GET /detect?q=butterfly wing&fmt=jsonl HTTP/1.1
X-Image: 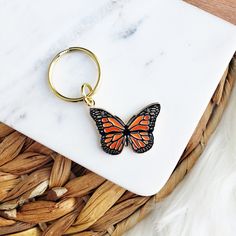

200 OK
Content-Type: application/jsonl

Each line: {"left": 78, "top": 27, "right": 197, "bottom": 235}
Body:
{"left": 127, "top": 103, "right": 161, "bottom": 153}
{"left": 90, "top": 108, "right": 126, "bottom": 155}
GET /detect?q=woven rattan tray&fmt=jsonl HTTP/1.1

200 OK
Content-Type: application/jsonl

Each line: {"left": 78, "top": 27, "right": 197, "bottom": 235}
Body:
{"left": 0, "top": 54, "right": 235, "bottom": 236}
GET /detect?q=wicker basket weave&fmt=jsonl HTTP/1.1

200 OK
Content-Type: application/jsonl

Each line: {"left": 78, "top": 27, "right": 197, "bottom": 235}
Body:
{"left": 0, "top": 54, "right": 235, "bottom": 236}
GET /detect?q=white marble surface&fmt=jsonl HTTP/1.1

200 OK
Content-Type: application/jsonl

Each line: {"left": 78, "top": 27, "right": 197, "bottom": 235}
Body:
{"left": 0, "top": 0, "right": 235, "bottom": 196}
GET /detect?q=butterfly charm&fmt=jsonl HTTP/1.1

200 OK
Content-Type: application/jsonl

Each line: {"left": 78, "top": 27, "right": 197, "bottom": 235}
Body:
{"left": 90, "top": 103, "right": 161, "bottom": 155}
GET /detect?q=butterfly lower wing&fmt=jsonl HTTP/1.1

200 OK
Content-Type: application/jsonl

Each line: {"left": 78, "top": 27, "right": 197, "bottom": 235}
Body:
{"left": 127, "top": 103, "right": 160, "bottom": 153}
{"left": 128, "top": 132, "right": 154, "bottom": 153}
{"left": 101, "top": 133, "right": 126, "bottom": 155}
{"left": 90, "top": 108, "right": 126, "bottom": 155}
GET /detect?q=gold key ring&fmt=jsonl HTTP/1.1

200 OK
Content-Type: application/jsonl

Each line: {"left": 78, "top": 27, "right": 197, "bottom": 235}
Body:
{"left": 48, "top": 47, "right": 101, "bottom": 104}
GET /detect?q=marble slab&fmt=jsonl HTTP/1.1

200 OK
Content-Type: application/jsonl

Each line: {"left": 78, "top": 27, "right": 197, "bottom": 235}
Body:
{"left": 0, "top": 0, "right": 235, "bottom": 196}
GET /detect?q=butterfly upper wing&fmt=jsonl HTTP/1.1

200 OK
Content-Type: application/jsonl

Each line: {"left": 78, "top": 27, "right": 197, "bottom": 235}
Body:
{"left": 90, "top": 108, "right": 126, "bottom": 155}
{"left": 127, "top": 103, "right": 161, "bottom": 153}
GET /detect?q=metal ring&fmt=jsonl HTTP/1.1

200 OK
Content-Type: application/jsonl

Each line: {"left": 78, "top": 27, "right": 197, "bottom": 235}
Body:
{"left": 81, "top": 83, "right": 95, "bottom": 106}
{"left": 48, "top": 47, "right": 101, "bottom": 102}
{"left": 81, "top": 83, "right": 93, "bottom": 98}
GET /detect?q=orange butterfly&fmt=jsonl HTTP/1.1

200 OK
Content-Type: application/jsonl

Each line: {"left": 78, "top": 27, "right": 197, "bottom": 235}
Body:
{"left": 90, "top": 103, "right": 161, "bottom": 155}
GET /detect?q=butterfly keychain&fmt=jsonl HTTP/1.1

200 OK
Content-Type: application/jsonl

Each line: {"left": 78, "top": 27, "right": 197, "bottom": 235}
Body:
{"left": 48, "top": 47, "right": 161, "bottom": 155}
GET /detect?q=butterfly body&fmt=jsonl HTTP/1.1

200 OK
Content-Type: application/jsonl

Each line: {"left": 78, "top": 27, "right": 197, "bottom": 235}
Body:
{"left": 90, "top": 103, "right": 160, "bottom": 155}
{"left": 123, "top": 125, "right": 133, "bottom": 146}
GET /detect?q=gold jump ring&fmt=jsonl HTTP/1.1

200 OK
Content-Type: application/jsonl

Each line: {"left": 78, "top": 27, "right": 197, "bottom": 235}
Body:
{"left": 81, "top": 83, "right": 95, "bottom": 106}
